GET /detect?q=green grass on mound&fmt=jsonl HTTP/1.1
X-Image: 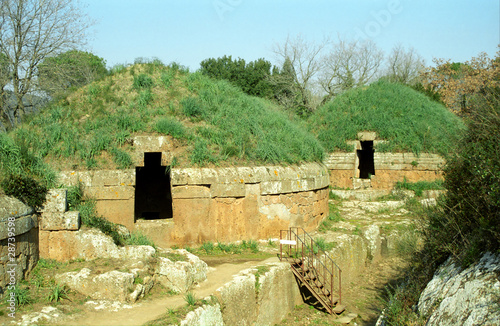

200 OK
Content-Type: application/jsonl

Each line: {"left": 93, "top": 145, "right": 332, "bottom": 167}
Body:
{"left": 308, "top": 80, "right": 465, "bottom": 155}
{"left": 5, "top": 62, "right": 324, "bottom": 172}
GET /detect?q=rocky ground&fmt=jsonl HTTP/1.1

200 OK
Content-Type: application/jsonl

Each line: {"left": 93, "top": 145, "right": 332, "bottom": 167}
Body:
{"left": 0, "top": 196, "right": 421, "bottom": 326}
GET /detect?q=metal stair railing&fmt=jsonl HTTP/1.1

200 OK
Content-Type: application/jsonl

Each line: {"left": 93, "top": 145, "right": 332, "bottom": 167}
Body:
{"left": 279, "top": 227, "right": 342, "bottom": 314}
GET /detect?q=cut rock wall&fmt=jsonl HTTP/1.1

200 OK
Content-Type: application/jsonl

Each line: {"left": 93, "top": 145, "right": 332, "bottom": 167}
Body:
{"left": 324, "top": 152, "right": 445, "bottom": 190}
{"left": 180, "top": 262, "right": 303, "bottom": 326}
{"left": 59, "top": 163, "right": 330, "bottom": 245}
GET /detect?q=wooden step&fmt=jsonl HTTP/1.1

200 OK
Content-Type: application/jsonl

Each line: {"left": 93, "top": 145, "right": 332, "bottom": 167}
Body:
{"left": 333, "top": 304, "right": 346, "bottom": 314}
{"left": 304, "top": 275, "right": 317, "bottom": 281}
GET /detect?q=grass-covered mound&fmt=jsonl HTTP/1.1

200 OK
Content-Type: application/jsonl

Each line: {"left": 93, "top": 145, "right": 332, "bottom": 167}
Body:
{"left": 308, "top": 80, "right": 465, "bottom": 155}
{"left": 2, "top": 62, "right": 324, "bottom": 173}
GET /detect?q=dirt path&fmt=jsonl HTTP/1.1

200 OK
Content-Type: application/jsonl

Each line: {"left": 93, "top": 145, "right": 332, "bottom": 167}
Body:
{"left": 55, "top": 256, "right": 279, "bottom": 326}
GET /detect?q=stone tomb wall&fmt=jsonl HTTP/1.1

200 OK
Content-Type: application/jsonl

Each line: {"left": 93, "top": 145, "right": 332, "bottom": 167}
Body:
{"left": 59, "top": 162, "right": 330, "bottom": 245}
{"left": 324, "top": 152, "right": 445, "bottom": 190}
{"left": 0, "top": 197, "right": 39, "bottom": 295}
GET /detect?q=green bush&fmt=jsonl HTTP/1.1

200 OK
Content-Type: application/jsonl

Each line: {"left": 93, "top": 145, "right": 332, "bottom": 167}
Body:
{"left": 1, "top": 174, "right": 48, "bottom": 209}
{"left": 427, "top": 88, "right": 500, "bottom": 266}
{"left": 381, "top": 88, "right": 500, "bottom": 325}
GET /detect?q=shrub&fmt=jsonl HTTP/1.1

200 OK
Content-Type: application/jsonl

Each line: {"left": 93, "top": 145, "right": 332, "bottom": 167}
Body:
{"left": 1, "top": 174, "right": 48, "bottom": 209}
{"left": 381, "top": 88, "right": 500, "bottom": 325}
{"left": 426, "top": 88, "right": 500, "bottom": 266}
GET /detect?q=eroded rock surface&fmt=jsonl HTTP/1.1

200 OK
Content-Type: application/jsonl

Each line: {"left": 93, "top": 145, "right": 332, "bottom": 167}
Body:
{"left": 156, "top": 249, "right": 208, "bottom": 293}
{"left": 418, "top": 252, "right": 500, "bottom": 326}
{"left": 180, "top": 303, "right": 224, "bottom": 326}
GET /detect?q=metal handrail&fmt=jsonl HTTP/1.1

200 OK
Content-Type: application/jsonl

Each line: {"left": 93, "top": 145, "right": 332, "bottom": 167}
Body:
{"left": 279, "top": 227, "right": 342, "bottom": 308}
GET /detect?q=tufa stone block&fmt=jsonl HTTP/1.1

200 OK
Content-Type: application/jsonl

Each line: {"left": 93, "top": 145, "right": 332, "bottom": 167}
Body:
{"left": 172, "top": 186, "right": 211, "bottom": 199}
{"left": 211, "top": 183, "right": 246, "bottom": 198}
{"left": 42, "top": 189, "right": 67, "bottom": 213}
{"left": 40, "top": 211, "right": 80, "bottom": 231}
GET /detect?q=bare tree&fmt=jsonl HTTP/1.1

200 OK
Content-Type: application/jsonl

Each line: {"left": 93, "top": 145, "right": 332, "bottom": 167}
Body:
{"left": 319, "top": 38, "right": 384, "bottom": 103}
{"left": 385, "top": 44, "right": 425, "bottom": 84}
{"left": 0, "top": 0, "right": 90, "bottom": 126}
{"left": 272, "top": 34, "right": 330, "bottom": 112}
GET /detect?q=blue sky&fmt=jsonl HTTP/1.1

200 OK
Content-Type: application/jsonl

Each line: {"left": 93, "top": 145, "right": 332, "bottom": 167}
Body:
{"left": 84, "top": 0, "right": 500, "bottom": 70}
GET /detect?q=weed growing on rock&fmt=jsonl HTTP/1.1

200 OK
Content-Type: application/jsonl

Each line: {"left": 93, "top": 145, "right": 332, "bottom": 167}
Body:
{"left": 184, "top": 292, "right": 197, "bottom": 306}
{"left": 254, "top": 265, "right": 271, "bottom": 294}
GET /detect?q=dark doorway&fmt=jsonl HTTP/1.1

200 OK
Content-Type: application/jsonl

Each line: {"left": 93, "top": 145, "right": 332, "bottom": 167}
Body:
{"left": 135, "top": 152, "right": 173, "bottom": 220}
{"left": 357, "top": 141, "right": 375, "bottom": 179}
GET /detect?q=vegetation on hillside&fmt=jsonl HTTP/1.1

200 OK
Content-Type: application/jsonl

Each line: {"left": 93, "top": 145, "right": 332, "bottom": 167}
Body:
{"left": 0, "top": 60, "right": 324, "bottom": 177}
{"left": 381, "top": 87, "right": 500, "bottom": 324}
{"left": 308, "top": 80, "right": 465, "bottom": 155}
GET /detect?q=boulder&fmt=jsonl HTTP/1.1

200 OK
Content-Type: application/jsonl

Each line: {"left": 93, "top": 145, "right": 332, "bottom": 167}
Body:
{"left": 56, "top": 268, "right": 135, "bottom": 302}
{"left": 156, "top": 249, "right": 208, "bottom": 293}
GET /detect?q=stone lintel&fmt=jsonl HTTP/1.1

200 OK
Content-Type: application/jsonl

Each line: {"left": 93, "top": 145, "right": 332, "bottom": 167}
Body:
{"left": 211, "top": 183, "right": 246, "bottom": 198}
{"left": 172, "top": 185, "right": 211, "bottom": 199}
{"left": 86, "top": 186, "right": 135, "bottom": 200}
